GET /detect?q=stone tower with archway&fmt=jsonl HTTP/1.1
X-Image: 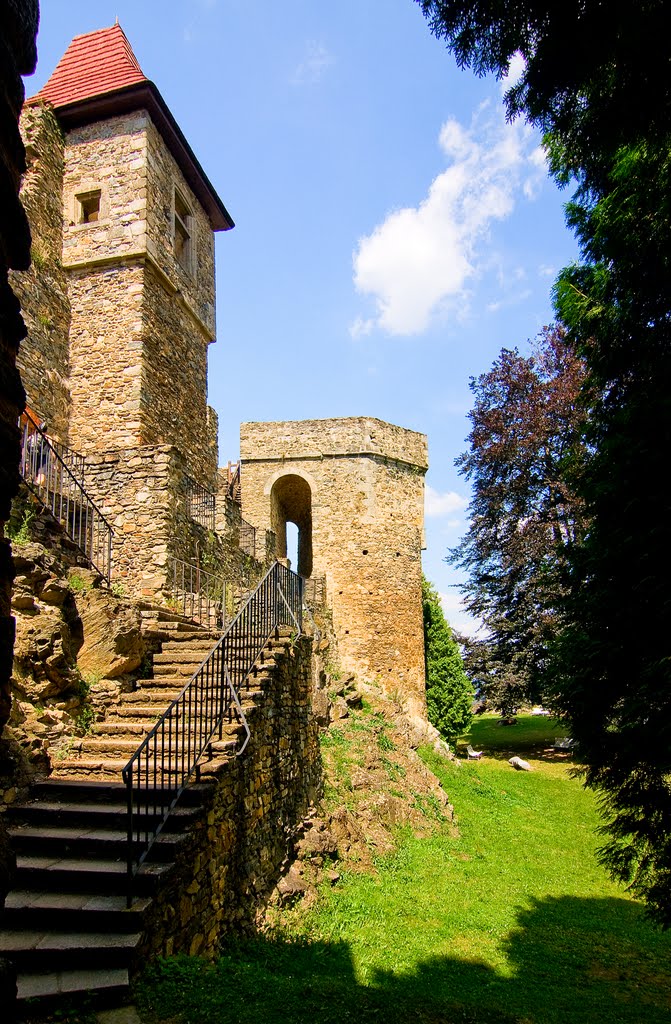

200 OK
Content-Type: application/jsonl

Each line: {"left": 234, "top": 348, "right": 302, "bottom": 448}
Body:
{"left": 240, "top": 417, "right": 428, "bottom": 708}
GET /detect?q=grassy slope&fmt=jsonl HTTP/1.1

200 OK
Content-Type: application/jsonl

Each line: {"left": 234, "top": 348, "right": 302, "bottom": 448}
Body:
{"left": 136, "top": 716, "right": 671, "bottom": 1024}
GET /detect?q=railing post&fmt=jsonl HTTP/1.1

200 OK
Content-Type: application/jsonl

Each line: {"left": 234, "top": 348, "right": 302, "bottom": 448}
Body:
{"left": 124, "top": 766, "right": 134, "bottom": 909}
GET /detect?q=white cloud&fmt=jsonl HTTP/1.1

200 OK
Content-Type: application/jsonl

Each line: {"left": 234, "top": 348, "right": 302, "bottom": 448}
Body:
{"left": 351, "top": 102, "right": 544, "bottom": 337}
{"left": 538, "top": 263, "right": 556, "bottom": 278}
{"left": 499, "top": 52, "right": 526, "bottom": 94}
{"left": 486, "top": 287, "right": 531, "bottom": 314}
{"left": 425, "top": 485, "right": 468, "bottom": 518}
{"left": 292, "top": 41, "right": 335, "bottom": 85}
{"left": 438, "top": 591, "right": 483, "bottom": 638}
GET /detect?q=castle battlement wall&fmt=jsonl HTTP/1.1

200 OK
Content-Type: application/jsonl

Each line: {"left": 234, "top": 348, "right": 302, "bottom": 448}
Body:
{"left": 240, "top": 417, "right": 428, "bottom": 708}
{"left": 241, "top": 416, "right": 428, "bottom": 469}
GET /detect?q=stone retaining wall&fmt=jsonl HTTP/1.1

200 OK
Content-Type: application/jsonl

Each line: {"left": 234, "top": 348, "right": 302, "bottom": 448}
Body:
{"left": 83, "top": 445, "right": 177, "bottom": 598}
{"left": 83, "top": 445, "right": 272, "bottom": 602}
{"left": 140, "top": 633, "right": 320, "bottom": 956}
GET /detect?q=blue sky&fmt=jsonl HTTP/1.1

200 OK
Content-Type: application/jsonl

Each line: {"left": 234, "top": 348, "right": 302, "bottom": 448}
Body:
{"left": 26, "top": 1, "right": 578, "bottom": 634}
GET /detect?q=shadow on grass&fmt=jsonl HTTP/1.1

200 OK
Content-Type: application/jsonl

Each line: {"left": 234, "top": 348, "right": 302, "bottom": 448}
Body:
{"left": 135, "top": 894, "right": 671, "bottom": 1024}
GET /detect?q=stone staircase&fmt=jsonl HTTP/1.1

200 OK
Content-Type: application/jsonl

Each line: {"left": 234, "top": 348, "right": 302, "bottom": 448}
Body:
{"left": 0, "top": 606, "right": 291, "bottom": 1011}
{"left": 51, "top": 613, "right": 227, "bottom": 780}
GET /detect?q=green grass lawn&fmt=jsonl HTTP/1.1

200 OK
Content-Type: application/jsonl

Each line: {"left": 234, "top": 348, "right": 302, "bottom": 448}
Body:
{"left": 459, "top": 710, "right": 566, "bottom": 754}
{"left": 136, "top": 716, "right": 671, "bottom": 1024}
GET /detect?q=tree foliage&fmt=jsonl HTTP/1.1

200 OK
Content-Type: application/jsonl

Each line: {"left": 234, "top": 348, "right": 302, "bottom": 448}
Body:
{"left": 454, "top": 631, "right": 528, "bottom": 722}
{"left": 417, "top": 0, "right": 671, "bottom": 925}
{"left": 422, "top": 577, "right": 473, "bottom": 744}
{"left": 451, "top": 326, "right": 587, "bottom": 710}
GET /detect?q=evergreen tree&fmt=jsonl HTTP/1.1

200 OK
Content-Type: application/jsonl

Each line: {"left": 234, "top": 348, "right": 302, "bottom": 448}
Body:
{"left": 422, "top": 577, "right": 473, "bottom": 743}
{"left": 416, "top": 0, "right": 671, "bottom": 925}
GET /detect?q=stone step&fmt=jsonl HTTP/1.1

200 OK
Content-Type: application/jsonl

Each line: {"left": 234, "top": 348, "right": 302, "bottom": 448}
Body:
{"left": 0, "top": 928, "right": 141, "bottom": 970}
{"left": 7, "top": 824, "right": 188, "bottom": 862}
{"left": 28, "top": 779, "right": 127, "bottom": 803}
{"left": 139, "top": 606, "right": 206, "bottom": 626}
{"left": 122, "top": 688, "right": 182, "bottom": 703}
{"left": 154, "top": 651, "right": 217, "bottom": 666}
{"left": 7, "top": 798, "right": 201, "bottom": 832}
{"left": 26, "top": 778, "right": 213, "bottom": 807}
{"left": 94, "top": 721, "right": 154, "bottom": 735}
{"left": 17, "top": 966, "right": 129, "bottom": 1004}
{"left": 79, "top": 732, "right": 240, "bottom": 758}
{"left": 159, "top": 640, "right": 220, "bottom": 654}
{"left": 134, "top": 676, "right": 191, "bottom": 689}
{"left": 161, "top": 629, "right": 220, "bottom": 640}
{"left": 14, "top": 854, "right": 170, "bottom": 896}
{"left": 51, "top": 741, "right": 241, "bottom": 780}
{"left": 49, "top": 757, "right": 134, "bottom": 780}
{"left": 3, "top": 890, "right": 150, "bottom": 933}
{"left": 105, "top": 705, "right": 165, "bottom": 720}
{"left": 152, "top": 662, "right": 203, "bottom": 677}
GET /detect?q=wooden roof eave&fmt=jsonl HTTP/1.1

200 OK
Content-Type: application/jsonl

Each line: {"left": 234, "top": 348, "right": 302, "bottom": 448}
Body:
{"left": 35, "top": 80, "right": 234, "bottom": 232}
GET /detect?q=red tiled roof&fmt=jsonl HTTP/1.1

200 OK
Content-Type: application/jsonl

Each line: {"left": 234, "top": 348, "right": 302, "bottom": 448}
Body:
{"left": 27, "top": 23, "right": 234, "bottom": 231}
{"left": 30, "top": 23, "right": 147, "bottom": 108}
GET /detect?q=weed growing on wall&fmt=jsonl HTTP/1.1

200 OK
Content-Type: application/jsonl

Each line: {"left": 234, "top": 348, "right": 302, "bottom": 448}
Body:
{"left": 6, "top": 505, "right": 35, "bottom": 547}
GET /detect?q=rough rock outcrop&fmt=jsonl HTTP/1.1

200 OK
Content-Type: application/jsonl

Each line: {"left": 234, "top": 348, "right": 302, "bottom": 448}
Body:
{"left": 0, "top": 1, "right": 40, "bottom": 1008}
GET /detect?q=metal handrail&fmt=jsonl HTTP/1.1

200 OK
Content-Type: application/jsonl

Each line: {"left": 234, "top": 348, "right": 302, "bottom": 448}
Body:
{"left": 122, "top": 561, "right": 303, "bottom": 905}
{"left": 239, "top": 516, "right": 256, "bottom": 558}
{"left": 226, "top": 461, "right": 241, "bottom": 502}
{"left": 167, "top": 557, "right": 228, "bottom": 630}
{"left": 185, "top": 473, "right": 216, "bottom": 531}
{"left": 18, "top": 412, "right": 113, "bottom": 584}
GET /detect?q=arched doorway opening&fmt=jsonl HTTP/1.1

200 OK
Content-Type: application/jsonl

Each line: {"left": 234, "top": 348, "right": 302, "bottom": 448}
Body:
{"left": 270, "top": 474, "right": 313, "bottom": 578}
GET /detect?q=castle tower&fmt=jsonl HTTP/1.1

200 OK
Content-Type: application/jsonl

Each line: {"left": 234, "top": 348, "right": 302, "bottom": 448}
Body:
{"left": 24, "top": 24, "right": 233, "bottom": 487}
{"left": 240, "top": 418, "right": 428, "bottom": 707}
{"left": 13, "top": 25, "right": 235, "bottom": 595}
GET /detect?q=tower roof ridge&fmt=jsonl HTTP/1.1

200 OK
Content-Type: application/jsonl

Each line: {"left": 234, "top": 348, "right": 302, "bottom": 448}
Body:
{"left": 29, "top": 23, "right": 147, "bottom": 108}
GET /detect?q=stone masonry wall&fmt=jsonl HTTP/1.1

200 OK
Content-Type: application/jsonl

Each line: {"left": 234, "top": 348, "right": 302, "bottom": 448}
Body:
{"left": 240, "top": 418, "right": 428, "bottom": 710}
{"left": 142, "top": 261, "right": 215, "bottom": 486}
{"left": 82, "top": 445, "right": 266, "bottom": 603}
{"left": 67, "top": 262, "right": 145, "bottom": 453}
{"left": 61, "top": 111, "right": 148, "bottom": 266}
{"left": 144, "top": 117, "right": 216, "bottom": 340}
{"left": 12, "top": 104, "right": 71, "bottom": 442}
{"left": 83, "top": 445, "right": 177, "bottom": 599}
{"left": 140, "top": 634, "right": 320, "bottom": 957}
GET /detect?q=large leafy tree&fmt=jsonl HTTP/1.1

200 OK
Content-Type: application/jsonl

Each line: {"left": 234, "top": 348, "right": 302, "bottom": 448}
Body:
{"left": 450, "top": 326, "right": 587, "bottom": 711}
{"left": 416, "top": 0, "right": 671, "bottom": 924}
{"left": 422, "top": 577, "right": 473, "bottom": 744}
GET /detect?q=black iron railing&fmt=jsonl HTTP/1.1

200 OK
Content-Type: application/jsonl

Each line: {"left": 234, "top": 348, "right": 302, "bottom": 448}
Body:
{"left": 239, "top": 516, "right": 257, "bottom": 558}
{"left": 122, "top": 561, "right": 303, "bottom": 904}
{"left": 19, "top": 412, "right": 113, "bottom": 584}
{"left": 166, "top": 557, "right": 228, "bottom": 630}
{"left": 185, "top": 474, "right": 216, "bottom": 531}
{"left": 226, "top": 461, "right": 241, "bottom": 503}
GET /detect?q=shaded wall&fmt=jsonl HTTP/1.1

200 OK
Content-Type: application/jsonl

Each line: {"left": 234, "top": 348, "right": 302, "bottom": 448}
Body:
{"left": 12, "top": 104, "right": 71, "bottom": 441}
{"left": 0, "top": 0, "right": 39, "bottom": 730}
{"left": 140, "top": 634, "right": 320, "bottom": 956}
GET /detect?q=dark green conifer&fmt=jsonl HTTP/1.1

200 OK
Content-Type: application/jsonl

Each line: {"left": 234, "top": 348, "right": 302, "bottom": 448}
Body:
{"left": 422, "top": 577, "right": 473, "bottom": 744}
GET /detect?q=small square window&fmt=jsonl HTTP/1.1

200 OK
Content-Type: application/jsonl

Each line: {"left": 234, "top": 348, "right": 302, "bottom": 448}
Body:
{"left": 174, "top": 189, "right": 193, "bottom": 272}
{"left": 77, "top": 190, "right": 101, "bottom": 224}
